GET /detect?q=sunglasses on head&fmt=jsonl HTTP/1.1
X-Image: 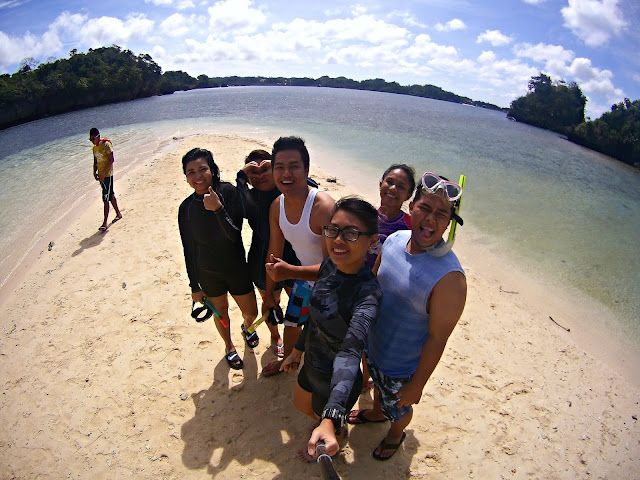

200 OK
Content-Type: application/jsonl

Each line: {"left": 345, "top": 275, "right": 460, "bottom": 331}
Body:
{"left": 421, "top": 172, "right": 462, "bottom": 202}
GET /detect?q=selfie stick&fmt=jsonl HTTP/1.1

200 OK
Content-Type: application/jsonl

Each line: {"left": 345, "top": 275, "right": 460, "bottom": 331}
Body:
{"left": 316, "top": 443, "right": 340, "bottom": 480}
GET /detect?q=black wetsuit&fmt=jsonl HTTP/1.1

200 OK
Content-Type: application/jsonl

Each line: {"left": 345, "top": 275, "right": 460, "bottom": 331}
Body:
{"left": 295, "top": 257, "right": 382, "bottom": 417}
{"left": 236, "top": 170, "right": 303, "bottom": 291}
{"left": 178, "top": 181, "right": 252, "bottom": 297}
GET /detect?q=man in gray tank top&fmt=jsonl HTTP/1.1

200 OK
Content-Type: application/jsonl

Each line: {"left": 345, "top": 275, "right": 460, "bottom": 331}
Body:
{"left": 347, "top": 172, "right": 467, "bottom": 461}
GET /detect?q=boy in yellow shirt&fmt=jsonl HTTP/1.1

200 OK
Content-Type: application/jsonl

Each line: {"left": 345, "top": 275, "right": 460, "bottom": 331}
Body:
{"left": 91, "top": 127, "right": 122, "bottom": 231}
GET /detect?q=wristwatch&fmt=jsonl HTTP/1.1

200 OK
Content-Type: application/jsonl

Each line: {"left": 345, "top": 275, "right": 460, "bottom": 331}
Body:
{"left": 321, "top": 407, "right": 346, "bottom": 432}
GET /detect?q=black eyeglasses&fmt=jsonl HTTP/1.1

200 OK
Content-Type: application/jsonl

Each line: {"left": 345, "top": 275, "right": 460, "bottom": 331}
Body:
{"left": 89, "top": 136, "right": 98, "bottom": 142}
{"left": 323, "top": 225, "right": 374, "bottom": 242}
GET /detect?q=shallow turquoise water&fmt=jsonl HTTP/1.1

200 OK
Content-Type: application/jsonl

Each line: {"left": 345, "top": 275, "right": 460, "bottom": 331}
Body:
{"left": 1, "top": 86, "right": 638, "bottom": 345}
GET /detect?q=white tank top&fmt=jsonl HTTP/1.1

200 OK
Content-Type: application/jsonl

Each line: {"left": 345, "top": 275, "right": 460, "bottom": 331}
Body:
{"left": 279, "top": 188, "right": 324, "bottom": 267}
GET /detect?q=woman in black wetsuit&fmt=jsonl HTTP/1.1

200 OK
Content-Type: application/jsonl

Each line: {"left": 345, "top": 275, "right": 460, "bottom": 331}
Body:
{"left": 280, "top": 196, "right": 383, "bottom": 459}
{"left": 178, "top": 148, "right": 258, "bottom": 370}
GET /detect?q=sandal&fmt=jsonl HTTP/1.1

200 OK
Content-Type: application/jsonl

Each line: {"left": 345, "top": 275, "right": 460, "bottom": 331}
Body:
{"left": 241, "top": 324, "right": 259, "bottom": 349}
{"left": 225, "top": 350, "right": 243, "bottom": 370}
{"left": 347, "top": 409, "right": 387, "bottom": 425}
{"left": 261, "top": 360, "right": 284, "bottom": 377}
{"left": 270, "top": 343, "right": 284, "bottom": 358}
{"left": 372, "top": 432, "right": 406, "bottom": 461}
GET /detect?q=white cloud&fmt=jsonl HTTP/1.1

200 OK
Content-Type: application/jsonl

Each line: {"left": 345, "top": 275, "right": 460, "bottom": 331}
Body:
{"left": 523, "top": 0, "right": 546, "bottom": 4}
{"left": 0, "top": 0, "right": 27, "bottom": 8}
{"left": 272, "top": 15, "right": 408, "bottom": 46}
{"left": 435, "top": 18, "right": 466, "bottom": 32}
{"left": 478, "top": 50, "right": 496, "bottom": 63}
{"left": 0, "top": 12, "right": 82, "bottom": 68}
{"left": 0, "top": 31, "right": 40, "bottom": 67}
{"left": 176, "top": 0, "right": 195, "bottom": 9}
{"left": 476, "top": 29, "right": 512, "bottom": 46}
{"left": 388, "top": 10, "right": 427, "bottom": 28}
{"left": 514, "top": 42, "right": 575, "bottom": 65}
{"left": 405, "top": 34, "right": 458, "bottom": 60}
{"left": 145, "top": 0, "right": 173, "bottom": 5}
{"left": 77, "top": 14, "right": 154, "bottom": 47}
{"left": 208, "top": 0, "right": 266, "bottom": 35}
{"left": 561, "top": 0, "right": 627, "bottom": 47}
{"left": 160, "top": 13, "right": 189, "bottom": 37}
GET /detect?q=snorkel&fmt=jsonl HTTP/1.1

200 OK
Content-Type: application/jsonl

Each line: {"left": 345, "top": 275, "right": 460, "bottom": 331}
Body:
{"left": 419, "top": 173, "right": 466, "bottom": 258}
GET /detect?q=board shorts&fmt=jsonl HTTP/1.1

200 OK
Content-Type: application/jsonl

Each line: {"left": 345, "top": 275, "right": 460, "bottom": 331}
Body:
{"left": 283, "top": 279, "right": 313, "bottom": 327}
{"left": 100, "top": 176, "right": 115, "bottom": 202}
{"left": 297, "top": 363, "right": 363, "bottom": 417}
{"left": 365, "top": 356, "right": 413, "bottom": 422}
{"left": 198, "top": 264, "right": 254, "bottom": 298}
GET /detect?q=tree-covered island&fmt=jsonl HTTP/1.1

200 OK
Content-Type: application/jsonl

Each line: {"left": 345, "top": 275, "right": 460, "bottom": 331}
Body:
{"left": 1, "top": 46, "right": 637, "bottom": 167}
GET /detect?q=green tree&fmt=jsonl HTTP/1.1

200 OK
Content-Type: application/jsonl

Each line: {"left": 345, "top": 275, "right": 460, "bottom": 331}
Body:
{"left": 508, "top": 72, "right": 585, "bottom": 132}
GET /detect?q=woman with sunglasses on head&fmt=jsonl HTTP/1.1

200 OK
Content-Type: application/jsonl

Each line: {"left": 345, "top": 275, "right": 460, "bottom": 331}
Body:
{"left": 279, "top": 196, "right": 383, "bottom": 460}
{"left": 178, "top": 148, "right": 258, "bottom": 370}
{"left": 236, "top": 149, "right": 318, "bottom": 357}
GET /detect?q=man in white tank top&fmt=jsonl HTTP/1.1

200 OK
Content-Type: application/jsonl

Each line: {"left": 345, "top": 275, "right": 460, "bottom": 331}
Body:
{"left": 262, "top": 136, "right": 335, "bottom": 377}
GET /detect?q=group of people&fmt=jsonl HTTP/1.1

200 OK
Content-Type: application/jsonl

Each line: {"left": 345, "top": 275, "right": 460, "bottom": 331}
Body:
{"left": 93, "top": 129, "right": 467, "bottom": 463}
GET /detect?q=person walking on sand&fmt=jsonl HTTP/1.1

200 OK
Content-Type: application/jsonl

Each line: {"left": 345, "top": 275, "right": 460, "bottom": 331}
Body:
{"left": 261, "top": 136, "right": 335, "bottom": 377}
{"left": 347, "top": 171, "right": 467, "bottom": 461}
{"left": 178, "top": 148, "right": 259, "bottom": 370}
{"left": 280, "top": 197, "right": 382, "bottom": 460}
{"left": 90, "top": 127, "right": 122, "bottom": 231}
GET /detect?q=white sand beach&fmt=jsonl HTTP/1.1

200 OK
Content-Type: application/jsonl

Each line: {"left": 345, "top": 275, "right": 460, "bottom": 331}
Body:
{"left": 0, "top": 133, "right": 638, "bottom": 479}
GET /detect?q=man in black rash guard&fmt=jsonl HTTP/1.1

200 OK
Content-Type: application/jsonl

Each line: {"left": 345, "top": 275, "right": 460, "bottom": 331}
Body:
{"left": 236, "top": 149, "right": 319, "bottom": 357}
{"left": 178, "top": 148, "right": 258, "bottom": 370}
{"left": 280, "top": 196, "right": 382, "bottom": 460}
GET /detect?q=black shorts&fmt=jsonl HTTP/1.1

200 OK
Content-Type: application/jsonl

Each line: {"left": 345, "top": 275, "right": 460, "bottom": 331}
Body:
{"left": 297, "top": 363, "right": 363, "bottom": 417}
{"left": 198, "top": 264, "right": 254, "bottom": 298}
{"left": 100, "top": 176, "right": 115, "bottom": 202}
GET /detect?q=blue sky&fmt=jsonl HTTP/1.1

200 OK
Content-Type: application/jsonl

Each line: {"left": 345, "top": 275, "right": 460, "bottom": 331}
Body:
{"left": 0, "top": 0, "right": 637, "bottom": 119}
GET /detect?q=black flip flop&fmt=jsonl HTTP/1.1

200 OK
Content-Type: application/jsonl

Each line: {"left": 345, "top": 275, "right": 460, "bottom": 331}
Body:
{"left": 225, "top": 350, "right": 243, "bottom": 370}
{"left": 347, "top": 409, "right": 387, "bottom": 425}
{"left": 372, "top": 432, "right": 406, "bottom": 461}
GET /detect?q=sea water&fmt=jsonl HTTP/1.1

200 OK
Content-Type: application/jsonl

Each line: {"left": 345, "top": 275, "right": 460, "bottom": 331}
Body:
{"left": 1, "top": 86, "right": 638, "bottom": 348}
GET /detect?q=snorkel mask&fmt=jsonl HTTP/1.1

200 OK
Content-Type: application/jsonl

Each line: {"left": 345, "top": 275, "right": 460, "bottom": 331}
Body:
{"left": 419, "top": 172, "right": 466, "bottom": 257}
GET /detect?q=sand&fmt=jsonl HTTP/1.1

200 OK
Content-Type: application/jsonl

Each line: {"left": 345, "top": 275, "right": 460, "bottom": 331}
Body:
{"left": 0, "top": 133, "right": 638, "bottom": 480}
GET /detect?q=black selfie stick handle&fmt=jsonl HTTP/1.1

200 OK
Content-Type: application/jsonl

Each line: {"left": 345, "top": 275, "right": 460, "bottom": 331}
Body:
{"left": 316, "top": 443, "right": 340, "bottom": 480}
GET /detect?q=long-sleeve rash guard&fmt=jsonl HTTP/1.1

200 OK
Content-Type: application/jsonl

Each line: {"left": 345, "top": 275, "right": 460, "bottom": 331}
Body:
{"left": 295, "top": 257, "right": 382, "bottom": 416}
{"left": 178, "top": 181, "right": 245, "bottom": 293}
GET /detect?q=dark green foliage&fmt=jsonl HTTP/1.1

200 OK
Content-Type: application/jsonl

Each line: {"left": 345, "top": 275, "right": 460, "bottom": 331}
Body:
{"left": 0, "top": 46, "right": 165, "bottom": 128}
{"left": 192, "top": 74, "right": 488, "bottom": 108}
{"left": 568, "top": 99, "right": 640, "bottom": 166}
{"left": 158, "top": 70, "right": 197, "bottom": 94}
{"left": 0, "top": 46, "right": 509, "bottom": 129}
{"left": 510, "top": 73, "right": 639, "bottom": 166}
{"left": 508, "top": 73, "right": 586, "bottom": 132}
